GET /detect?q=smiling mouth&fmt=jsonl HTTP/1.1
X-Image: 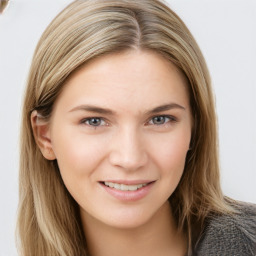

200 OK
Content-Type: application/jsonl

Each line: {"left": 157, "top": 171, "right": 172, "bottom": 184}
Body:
{"left": 100, "top": 181, "right": 154, "bottom": 191}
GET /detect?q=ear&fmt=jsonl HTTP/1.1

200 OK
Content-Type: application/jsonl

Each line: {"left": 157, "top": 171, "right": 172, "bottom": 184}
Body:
{"left": 31, "top": 110, "right": 56, "bottom": 160}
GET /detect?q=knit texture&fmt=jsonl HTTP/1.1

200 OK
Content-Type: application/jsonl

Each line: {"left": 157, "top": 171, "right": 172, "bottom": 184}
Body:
{"left": 195, "top": 202, "right": 256, "bottom": 256}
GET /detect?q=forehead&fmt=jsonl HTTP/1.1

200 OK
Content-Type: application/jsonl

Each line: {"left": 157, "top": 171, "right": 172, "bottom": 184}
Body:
{"left": 55, "top": 50, "right": 190, "bottom": 113}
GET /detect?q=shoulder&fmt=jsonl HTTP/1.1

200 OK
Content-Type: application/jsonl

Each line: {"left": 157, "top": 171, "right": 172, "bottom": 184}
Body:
{"left": 195, "top": 201, "right": 256, "bottom": 256}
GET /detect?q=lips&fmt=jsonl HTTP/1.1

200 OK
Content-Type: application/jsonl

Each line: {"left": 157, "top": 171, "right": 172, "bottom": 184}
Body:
{"left": 99, "top": 180, "right": 155, "bottom": 201}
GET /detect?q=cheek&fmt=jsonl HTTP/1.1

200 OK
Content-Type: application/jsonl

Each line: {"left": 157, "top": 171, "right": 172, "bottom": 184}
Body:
{"left": 158, "top": 140, "right": 189, "bottom": 197}
{"left": 51, "top": 127, "right": 107, "bottom": 178}
{"left": 150, "top": 131, "right": 190, "bottom": 178}
{"left": 50, "top": 128, "right": 109, "bottom": 204}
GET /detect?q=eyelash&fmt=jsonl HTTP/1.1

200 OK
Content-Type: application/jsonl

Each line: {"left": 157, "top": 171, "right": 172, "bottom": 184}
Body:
{"left": 80, "top": 115, "right": 177, "bottom": 128}
{"left": 147, "top": 115, "right": 176, "bottom": 126}
{"left": 80, "top": 117, "right": 107, "bottom": 127}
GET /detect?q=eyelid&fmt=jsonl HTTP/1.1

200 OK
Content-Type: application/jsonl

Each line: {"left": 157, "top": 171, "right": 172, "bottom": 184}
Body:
{"left": 146, "top": 115, "right": 177, "bottom": 125}
{"left": 79, "top": 115, "right": 177, "bottom": 127}
{"left": 80, "top": 117, "right": 108, "bottom": 127}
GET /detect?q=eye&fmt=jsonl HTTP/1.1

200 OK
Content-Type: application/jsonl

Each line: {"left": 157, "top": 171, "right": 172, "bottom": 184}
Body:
{"left": 148, "top": 115, "right": 175, "bottom": 125}
{"left": 81, "top": 117, "right": 107, "bottom": 127}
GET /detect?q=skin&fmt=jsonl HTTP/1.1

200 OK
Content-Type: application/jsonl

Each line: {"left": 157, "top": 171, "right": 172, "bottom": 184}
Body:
{"left": 32, "top": 50, "right": 192, "bottom": 256}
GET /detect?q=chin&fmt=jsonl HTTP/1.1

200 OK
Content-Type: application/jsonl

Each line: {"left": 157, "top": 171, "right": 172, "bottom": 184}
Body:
{"left": 104, "top": 214, "right": 153, "bottom": 230}
{"left": 97, "top": 202, "right": 168, "bottom": 230}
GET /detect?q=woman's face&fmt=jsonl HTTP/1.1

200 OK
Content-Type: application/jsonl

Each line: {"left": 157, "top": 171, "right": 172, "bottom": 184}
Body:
{"left": 46, "top": 50, "right": 192, "bottom": 229}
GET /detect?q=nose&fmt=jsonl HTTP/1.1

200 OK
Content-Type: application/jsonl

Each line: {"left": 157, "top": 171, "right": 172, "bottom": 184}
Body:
{"left": 108, "top": 127, "right": 148, "bottom": 171}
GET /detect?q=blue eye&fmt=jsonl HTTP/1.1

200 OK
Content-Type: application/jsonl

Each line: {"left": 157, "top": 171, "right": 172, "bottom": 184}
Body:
{"left": 83, "top": 117, "right": 106, "bottom": 127}
{"left": 149, "top": 115, "right": 174, "bottom": 125}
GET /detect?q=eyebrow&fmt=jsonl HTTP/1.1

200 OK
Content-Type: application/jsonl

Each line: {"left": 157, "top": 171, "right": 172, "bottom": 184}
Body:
{"left": 69, "top": 105, "right": 115, "bottom": 115}
{"left": 146, "top": 103, "right": 185, "bottom": 115}
{"left": 69, "top": 103, "right": 185, "bottom": 115}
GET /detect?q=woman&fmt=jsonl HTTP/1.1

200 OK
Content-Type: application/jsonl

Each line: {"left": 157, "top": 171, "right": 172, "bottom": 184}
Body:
{"left": 16, "top": 0, "right": 256, "bottom": 255}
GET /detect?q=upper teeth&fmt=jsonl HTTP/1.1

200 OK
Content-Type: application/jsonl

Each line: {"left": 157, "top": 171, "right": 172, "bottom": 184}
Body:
{"left": 104, "top": 182, "right": 147, "bottom": 191}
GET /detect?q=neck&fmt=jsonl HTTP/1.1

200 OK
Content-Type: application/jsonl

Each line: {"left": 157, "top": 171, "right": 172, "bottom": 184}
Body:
{"left": 80, "top": 202, "right": 187, "bottom": 256}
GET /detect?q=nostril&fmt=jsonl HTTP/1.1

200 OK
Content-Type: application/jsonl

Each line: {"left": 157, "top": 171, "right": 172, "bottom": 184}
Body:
{"left": 108, "top": 150, "right": 148, "bottom": 171}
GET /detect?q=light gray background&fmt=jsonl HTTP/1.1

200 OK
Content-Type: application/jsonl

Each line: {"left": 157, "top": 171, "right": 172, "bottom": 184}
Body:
{"left": 0, "top": 0, "right": 255, "bottom": 255}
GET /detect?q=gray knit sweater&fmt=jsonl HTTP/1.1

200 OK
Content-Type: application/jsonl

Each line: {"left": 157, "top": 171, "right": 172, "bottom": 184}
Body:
{"left": 194, "top": 202, "right": 256, "bottom": 255}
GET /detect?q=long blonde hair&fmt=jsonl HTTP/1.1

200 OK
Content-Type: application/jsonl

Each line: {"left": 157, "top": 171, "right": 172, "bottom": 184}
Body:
{"left": 17, "top": 0, "right": 233, "bottom": 255}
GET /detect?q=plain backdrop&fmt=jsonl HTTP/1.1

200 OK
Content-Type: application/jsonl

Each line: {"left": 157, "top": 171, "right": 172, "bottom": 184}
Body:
{"left": 0, "top": 0, "right": 255, "bottom": 255}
